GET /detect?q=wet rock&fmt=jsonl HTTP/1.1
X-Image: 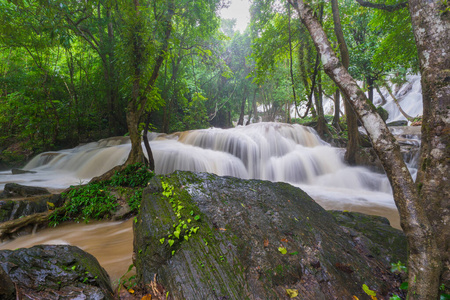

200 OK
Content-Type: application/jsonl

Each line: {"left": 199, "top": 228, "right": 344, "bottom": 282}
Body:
{"left": 387, "top": 120, "right": 408, "bottom": 126}
{"left": 0, "top": 267, "right": 15, "bottom": 300}
{"left": 354, "top": 148, "right": 385, "bottom": 173}
{"left": 0, "top": 183, "right": 50, "bottom": 199}
{"left": 11, "top": 168, "right": 37, "bottom": 175}
{"left": 0, "top": 244, "right": 114, "bottom": 300}
{"left": 330, "top": 211, "right": 407, "bottom": 264}
{"left": 376, "top": 106, "right": 389, "bottom": 122}
{"left": 112, "top": 203, "right": 132, "bottom": 221}
{"left": 0, "top": 194, "right": 62, "bottom": 222}
{"left": 0, "top": 212, "right": 51, "bottom": 242}
{"left": 134, "top": 171, "right": 403, "bottom": 299}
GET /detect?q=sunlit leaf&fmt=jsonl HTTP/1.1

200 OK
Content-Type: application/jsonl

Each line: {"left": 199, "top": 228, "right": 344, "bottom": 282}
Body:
{"left": 278, "top": 247, "right": 287, "bottom": 254}
{"left": 362, "top": 284, "right": 377, "bottom": 297}
{"left": 286, "top": 288, "right": 298, "bottom": 298}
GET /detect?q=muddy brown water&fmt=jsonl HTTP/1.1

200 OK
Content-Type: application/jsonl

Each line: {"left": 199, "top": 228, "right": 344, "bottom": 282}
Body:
{"left": 0, "top": 218, "right": 134, "bottom": 285}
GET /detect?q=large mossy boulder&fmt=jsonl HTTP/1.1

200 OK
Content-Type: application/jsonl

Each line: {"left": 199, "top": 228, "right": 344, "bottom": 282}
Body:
{"left": 134, "top": 171, "right": 404, "bottom": 299}
{"left": 0, "top": 245, "right": 114, "bottom": 300}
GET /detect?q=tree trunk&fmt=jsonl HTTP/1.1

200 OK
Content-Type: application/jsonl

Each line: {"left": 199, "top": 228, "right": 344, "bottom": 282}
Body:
{"left": 237, "top": 96, "right": 246, "bottom": 126}
{"left": 375, "top": 84, "right": 387, "bottom": 106}
{"left": 288, "top": 0, "right": 442, "bottom": 298}
{"left": 314, "top": 70, "right": 329, "bottom": 138}
{"left": 384, "top": 82, "right": 414, "bottom": 121}
{"left": 367, "top": 75, "right": 374, "bottom": 103}
{"left": 408, "top": 0, "right": 450, "bottom": 290}
{"left": 330, "top": 0, "right": 360, "bottom": 164}
{"left": 332, "top": 89, "right": 341, "bottom": 130}
{"left": 252, "top": 88, "right": 258, "bottom": 123}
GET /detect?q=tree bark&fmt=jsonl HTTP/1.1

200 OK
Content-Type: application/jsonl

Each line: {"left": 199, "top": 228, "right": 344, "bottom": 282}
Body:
{"left": 314, "top": 70, "right": 330, "bottom": 138}
{"left": 288, "top": 0, "right": 442, "bottom": 298}
{"left": 332, "top": 88, "right": 341, "bottom": 131}
{"left": 125, "top": 0, "right": 174, "bottom": 166}
{"left": 330, "top": 0, "right": 360, "bottom": 164}
{"left": 408, "top": 0, "right": 450, "bottom": 290}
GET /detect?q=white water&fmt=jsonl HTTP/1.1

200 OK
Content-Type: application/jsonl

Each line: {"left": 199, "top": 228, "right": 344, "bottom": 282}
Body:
{"left": 318, "top": 74, "right": 423, "bottom": 125}
{"left": 1, "top": 122, "right": 397, "bottom": 223}
{"left": 0, "top": 122, "right": 408, "bottom": 283}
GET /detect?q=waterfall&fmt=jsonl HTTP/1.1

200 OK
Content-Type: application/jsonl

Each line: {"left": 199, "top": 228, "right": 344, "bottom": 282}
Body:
{"left": 14, "top": 123, "right": 389, "bottom": 191}
{"left": 0, "top": 122, "right": 400, "bottom": 226}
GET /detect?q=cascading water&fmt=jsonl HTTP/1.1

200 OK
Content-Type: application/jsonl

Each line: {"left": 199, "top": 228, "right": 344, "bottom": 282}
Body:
{"left": 0, "top": 122, "right": 403, "bottom": 283}
{"left": 4, "top": 123, "right": 391, "bottom": 194}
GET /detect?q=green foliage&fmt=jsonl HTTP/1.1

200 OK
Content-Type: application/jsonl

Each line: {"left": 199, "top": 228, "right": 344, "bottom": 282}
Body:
{"left": 116, "top": 263, "right": 137, "bottom": 292}
{"left": 159, "top": 181, "right": 202, "bottom": 254}
{"left": 49, "top": 183, "right": 118, "bottom": 226}
{"left": 110, "top": 163, "right": 154, "bottom": 187}
{"left": 128, "top": 189, "right": 143, "bottom": 213}
{"left": 49, "top": 163, "right": 152, "bottom": 225}
{"left": 390, "top": 261, "right": 407, "bottom": 273}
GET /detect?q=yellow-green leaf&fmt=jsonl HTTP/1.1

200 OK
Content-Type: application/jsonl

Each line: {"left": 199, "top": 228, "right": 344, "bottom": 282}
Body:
{"left": 286, "top": 288, "right": 298, "bottom": 298}
{"left": 278, "top": 247, "right": 287, "bottom": 254}
{"left": 362, "top": 284, "right": 377, "bottom": 297}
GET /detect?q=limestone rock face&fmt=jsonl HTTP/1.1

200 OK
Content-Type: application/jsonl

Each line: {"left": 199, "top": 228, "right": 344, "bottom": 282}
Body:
{"left": 134, "top": 171, "right": 404, "bottom": 299}
{"left": 0, "top": 245, "right": 114, "bottom": 300}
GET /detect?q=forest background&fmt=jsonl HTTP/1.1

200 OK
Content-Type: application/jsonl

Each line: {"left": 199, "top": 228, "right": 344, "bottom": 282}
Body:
{"left": 0, "top": 0, "right": 417, "bottom": 169}
{"left": 1, "top": 0, "right": 449, "bottom": 298}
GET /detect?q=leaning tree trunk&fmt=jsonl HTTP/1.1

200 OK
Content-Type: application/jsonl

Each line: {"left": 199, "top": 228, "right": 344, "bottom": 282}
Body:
{"left": 288, "top": 0, "right": 441, "bottom": 298}
{"left": 409, "top": 0, "right": 450, "bottom": 290}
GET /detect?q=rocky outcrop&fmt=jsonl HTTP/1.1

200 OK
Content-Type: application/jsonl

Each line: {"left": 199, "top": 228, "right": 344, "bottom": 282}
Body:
{"left": 0, "top": 212, "right": 51, "bottom": 242}
{"left": 0, "top": 267, "right": 15, "bottom": 300}
{"left": 0, "top": 183, "right": 50, "bottom": 199}
{"left": 0, "top": 194, "right": 62, "bottom": 222}
{"left": 330, "top": 211, "right": 407, "bottom": 264}
{"left": 134, "top": 171, "right": 404, "bottom": 299}
{"left": 0, "top": 245, "right": 114, "bottom": 300}
{"left": 11, "top": 168, "right": 37, "bottom": 175}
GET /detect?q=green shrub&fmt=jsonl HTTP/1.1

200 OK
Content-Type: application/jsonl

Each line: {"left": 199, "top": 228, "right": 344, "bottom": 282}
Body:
{"left": 49, "top": 163, "right": 153, "bottom": 226}
{"left": 110, "top": 163, "right": 154, "bottom": 187}
{"left": 49, "top": 183, "right": 118, "bottom": 226}
{"left": 128, "top": 189, "right": 143, "bottom": 213}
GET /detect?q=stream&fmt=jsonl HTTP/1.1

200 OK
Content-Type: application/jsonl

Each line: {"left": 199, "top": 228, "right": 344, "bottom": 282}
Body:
{"left": 0, "top": 122, "right": 421, "bottom": 283}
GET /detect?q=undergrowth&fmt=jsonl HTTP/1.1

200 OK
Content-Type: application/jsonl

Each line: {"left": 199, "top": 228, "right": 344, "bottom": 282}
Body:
{"left": 49, "top": 163, "right": 154, "bottom": 226}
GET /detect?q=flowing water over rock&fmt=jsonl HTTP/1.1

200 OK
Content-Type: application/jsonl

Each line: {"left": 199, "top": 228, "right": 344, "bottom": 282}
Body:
{"left": 0, "top": 122, "right": 414, "bottom": 283}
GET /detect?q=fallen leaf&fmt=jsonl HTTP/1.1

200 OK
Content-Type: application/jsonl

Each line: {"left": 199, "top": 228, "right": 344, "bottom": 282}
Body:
{"left": 352, "top": 296, "right": 359, "bottom": 300}
{"left": 286, "top": 288, "right": 298, "bottom": 298}
{"left": 264, "top": 239, "right": 269, "bottom": 247}
{"left": 278, "top": 246, "right": 287, "bottom": 254}
{"left": 141, "top": 295, "right": 152, "bottom": 300}
{"left": 362, "top": 284, "right": 377, "bottom": 297}
{"left": 281, "top": 238, "right": 288, "bottom": 243}
{"left": 219, "top": 228, "right": 227, "bottom": 231}
{"left": 128, "top": 288, "right": 135, "bottom": 294}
